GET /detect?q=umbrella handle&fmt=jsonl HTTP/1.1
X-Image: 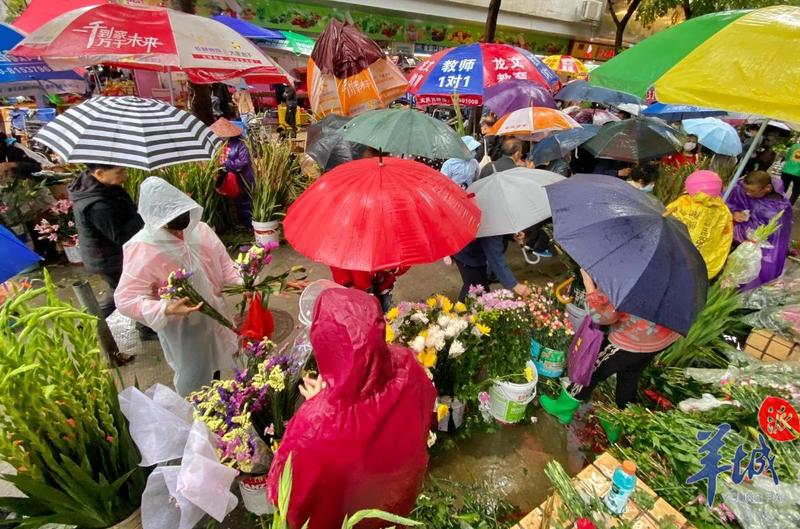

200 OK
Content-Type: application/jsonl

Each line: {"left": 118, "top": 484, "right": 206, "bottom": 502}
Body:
{"left": 521, "top": 246, "right": 541, "bottom": 265}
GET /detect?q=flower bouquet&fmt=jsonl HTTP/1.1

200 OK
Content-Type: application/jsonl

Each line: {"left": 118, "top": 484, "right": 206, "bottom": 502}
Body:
{"left": 527, "top": 283, "right": 574, "bottom": 378}
{"left": 33, "top": 199, "right": 78, "bottom": 246}
{"left": 159, "top": 268, "right": 236, "bottom": 331}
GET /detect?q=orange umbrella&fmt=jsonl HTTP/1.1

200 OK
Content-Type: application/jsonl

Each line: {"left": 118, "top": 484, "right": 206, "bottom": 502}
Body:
{"left": 307, "top": 20, "right": 408, "bottom": 117}
{"left": 489, "top": 107, "right": 581, "bottom": 140}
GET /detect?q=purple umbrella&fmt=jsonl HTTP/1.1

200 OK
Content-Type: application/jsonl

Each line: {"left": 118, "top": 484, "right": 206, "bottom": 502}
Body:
{"left": 545, "top": 174, "right": 708, "bottom": 335}
{"left": 483, "top": 79, "right": 556, "bottom": 117}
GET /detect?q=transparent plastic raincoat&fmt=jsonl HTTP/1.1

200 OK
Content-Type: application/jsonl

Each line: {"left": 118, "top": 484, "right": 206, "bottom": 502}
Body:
{"left": 115, "top": 177, "right": 240, "bottom": 396}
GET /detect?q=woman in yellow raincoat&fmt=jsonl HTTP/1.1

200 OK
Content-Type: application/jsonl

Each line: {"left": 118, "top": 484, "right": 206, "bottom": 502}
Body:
{"left": 665, "top": 170, "right": 733, "bottom": 279}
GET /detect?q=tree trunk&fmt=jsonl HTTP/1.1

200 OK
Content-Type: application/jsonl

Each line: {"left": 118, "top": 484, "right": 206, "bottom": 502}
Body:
{"left": 608, "top": 0, "right": 643, "bottom": 53}
{"left": 484, "top": 0, "right": 502, "bottom": 43}
{"left": 177, "top": 0, "right": 214, "bottom": 125}
{"left": 682, "top": 0, "right": 692, "bottom": 19}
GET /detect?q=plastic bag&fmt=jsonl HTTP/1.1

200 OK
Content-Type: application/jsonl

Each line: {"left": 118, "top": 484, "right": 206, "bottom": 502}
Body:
{"left": 742, "top": 304, "right": 800, "bottom": 340}
{"left": 141, "top": 422, "right": 238, "bottom": 529}
{"left": 739, "top": 267, "right": 800, "bottom": 309}
{"left": 118, "top": 384, "right": 194, "bottom": 466}
{"left": 678, "top": 393, "right": 741, "bottom": 413}
{"left": 719, "top": 237, "right": 768, "bottom": 289}
{"left": 721, "top": 475, "right": 800, "bottom": 529}
{"left": 686, "top": 347, "right": 800, "bottom": 391}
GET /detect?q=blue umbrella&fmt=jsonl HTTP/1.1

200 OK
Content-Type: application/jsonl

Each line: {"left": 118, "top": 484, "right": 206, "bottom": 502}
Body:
{"left": 0, "top": 23, "right": 81, "bottom": 84}
{"left": 683, "top": 117, "right": 742, "bottom": 156}
{"left": 555, "top": 80, "right": 642, "bottom": 105}
{"left": 212, "top": 15, "right": 285, "bottom": 41}
{"left": 0, "top": 225, "right": 41, "bottom": 283}
{"left": 545, "top": 174, "right": 707, "bottom": 335}
{"left": 530, "top": 124, "right": 599, "bottom": 165}
{"left": 643, "top": 102, "right": 726, "bottom": 122}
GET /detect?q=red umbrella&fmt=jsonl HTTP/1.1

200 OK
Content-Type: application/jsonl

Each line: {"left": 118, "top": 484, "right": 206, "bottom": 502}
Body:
{"left": 12, "top": 0, "right": 109, "bottom": 33}
{"left": 284, "top": 157, "right": 480, "bottom": 272}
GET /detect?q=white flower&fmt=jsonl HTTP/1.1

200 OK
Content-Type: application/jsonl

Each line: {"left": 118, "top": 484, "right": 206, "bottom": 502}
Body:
{"left": 427, "top": 431, "right": 437, "bottom": 448}
{"left": 425, "top": 326, "right": 445, "bottom": 348}
{"left": 410, "top": 312, "right": 429, "bottom": 324}
{"left": 410, "top": 335, "right": 425, "bottom": 352}
{"left": 437, "top": 314, "right": 451, "bottom": 327}
{"left": 448, "top": 340, "right": 465, "bottom": 358}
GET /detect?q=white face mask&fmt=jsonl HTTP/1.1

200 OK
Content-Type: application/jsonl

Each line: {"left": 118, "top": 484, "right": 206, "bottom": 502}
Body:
{"left": 684, "top": 141, "right": 697, "bottom": 152}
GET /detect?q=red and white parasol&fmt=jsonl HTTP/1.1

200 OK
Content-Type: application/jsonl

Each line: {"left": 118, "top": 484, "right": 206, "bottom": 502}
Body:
{"left": 11, "top": 3, "right": 289, "bottom": 84}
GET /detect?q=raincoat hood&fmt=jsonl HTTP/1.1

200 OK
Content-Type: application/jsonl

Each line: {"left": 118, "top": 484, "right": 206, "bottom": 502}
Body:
{"left": 310, "top": 288, "right": 392, "bottom": 402}
{"left": 138, "top": 177, "right": 203, "bottom": 233}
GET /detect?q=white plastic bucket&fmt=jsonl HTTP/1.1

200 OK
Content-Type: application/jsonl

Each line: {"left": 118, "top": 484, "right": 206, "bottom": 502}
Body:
{"left": 63, "top": 243, "right": 83, "bottom": 264}
{"left": 488, "top": 361, "right": 538, "bottom": 424}
{"left": 566, "top": 303, "right": 588, "bottom": 332}
{"left": 238, "top": 474, "right": 275, "bottom": 515}
{"left": 252, "top": 220, "right": 280, "bottom": 245}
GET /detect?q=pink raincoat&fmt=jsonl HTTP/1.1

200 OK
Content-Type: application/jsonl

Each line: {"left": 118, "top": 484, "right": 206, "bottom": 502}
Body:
{"left": 115, "top": 177, "right": 240, "bottom": 396}
{"left": 267, "top": 288, "right": 435, "bottom": 529}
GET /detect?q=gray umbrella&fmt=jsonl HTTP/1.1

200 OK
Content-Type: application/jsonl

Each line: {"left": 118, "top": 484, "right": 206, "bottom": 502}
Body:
{"left": 306, "top": 115, "right": 352, "bottom": 170}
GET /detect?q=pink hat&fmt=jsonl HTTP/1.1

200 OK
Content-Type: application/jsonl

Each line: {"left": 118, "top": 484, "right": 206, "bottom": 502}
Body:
{"left": 685, "top": 170, "right": 723, "bottom": 197}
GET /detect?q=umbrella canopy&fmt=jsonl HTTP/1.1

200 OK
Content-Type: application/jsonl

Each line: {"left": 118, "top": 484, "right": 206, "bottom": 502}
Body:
{"left": 682, "top": 117, "right": 742, "bottom": 156}
{"left": 582, "top": 117, "right": 683, "bottom": 162}
{"left": 483, "top": 79, "right": 556, "bottom": 117}
{"left": 567, "top": 107, "right": 620, "bottom": 126}
{"left": 642, "top": 102, "right": 726, "bottom": 122}
{"left": 530, "top": 125, "right": 600, "bottom": 166}
{"left": 589, "top": 6, "right": 800, "bottom": 124}
{"left": 211, "top": 15, "right": 284, "bottom": 41}
{"left": 261, "top": 31, "right": 315, "bottom": 56}
{"left": 306, "top": 115, "right": 351, "bottom": 169}
{"left": 34, "top": 96, "right": 218, "bottom": 171}
{"left": 307, "top": 19, "right": 407, "bottom": 117}
{"left": 11, "top": 0, "right": 109, "bottom": 33}
{"left": 0, "top": 226, "right": 41, "bottom": 283}
{"left": 489, "top": 107, "right": 581, "bottom": 140}
{"left": 467, "top": 167, "right": 565, "bottom": 237}
{"left": 407, "top": 43, "right": 561, "bottom": 106}
{"left": 11, "top": 4, "right": 289, "bottom": 84}
{"left": 284, "top": 157, "right": 480, "bottom": 272}
{"left": 341, "top": 108, "right": 470, "bottom": 160}
{"left": 0, "top": 24, "right": 82, "bottom": 85}
{"left": 543, "top": 55, "right": 588, "bottom": 77}
{"left": 555, "top": 80, "right": 643, "bottom": 105}
{"left": 546, "top": 174, "right": 708, "bottom": 334}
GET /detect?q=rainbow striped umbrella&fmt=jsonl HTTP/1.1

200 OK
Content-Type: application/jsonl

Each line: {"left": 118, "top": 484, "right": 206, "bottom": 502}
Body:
{"left": 590, "top": 6, "right": 800, "bottom": 123}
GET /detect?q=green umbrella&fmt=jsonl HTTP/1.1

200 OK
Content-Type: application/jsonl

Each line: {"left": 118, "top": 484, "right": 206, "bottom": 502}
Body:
{"left": 262, "top": 31, "right": 316, "bottom": 56}
{"left": 341, "top": 108, "right": 471, "bottom": 160}
{"left": 582, "top": 117, "right": 683, "bottom": 163}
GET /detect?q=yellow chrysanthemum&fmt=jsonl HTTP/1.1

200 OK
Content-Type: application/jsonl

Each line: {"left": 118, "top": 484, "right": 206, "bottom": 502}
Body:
{"left": 420, "top": 329, "right": 429, "bottom": 338}
{"left": 475, "top": 323, "right": 491, "bottom": 335}
{"left": 385, "top": 325, "right": 395, "bottom": 343}
{"left": 386, "top": 306, "right": 399, "bottom": 321}
{"left": 426, "top": 297, "right": 437, "bottom": 308}
{"left": 438, "top": 295, "right": 453, "bottom": 314}
{"left": 436, "top": 403, "right": 450, "bottom": 422}
{"left": 524, "top": 366, "right": 534, "bottom": 383}
{"left": 417, "top": 348, "right": 438, "bottom": 368}
{"left": 271, "top": 440, "right": 280, "bottom": 453}
{"left": 454, "top": 302, "right": 467, "bottom": 313}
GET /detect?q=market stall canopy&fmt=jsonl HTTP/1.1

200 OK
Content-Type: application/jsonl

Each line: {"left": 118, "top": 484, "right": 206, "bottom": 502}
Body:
{"left": 555, "top": 80, "right": 642, "bottom": 106}
{"left": 341, "top": 108, "right": 470, "bottom": 160}
{"left": 11, "top": 0, "right": 110, "bottom": 33}
{"left": 467, "top": 167, "right": 564, "bottom": 237}
{"left": 307, "top": 19, "right": 407, "bottom": 116}
{"left": 408, "top": 43, "right": 561, "bottom": 107}
{"left": 261, "top": 31, "right": 315, "bottom": 56}
{"left": 10, "top": 4, "right": 290, "bottom": 85}
{"left": 211, "top": 15, "right": 285, "bottom": 41}
{"left": 582, "top": 117, "right": 683, "bottom": 162}
{"left": 483, "top": 79, "right": 556, "bottom": 117}
{"left": 0, "top": 23, "right": 82, "bottom": 85}
{"left": 589, "top": 6, "right": 800, "bottom": 124}
{"left": 642, "top": 103, "right": 726, "bottom": 122}
{"left": 34, "top": 96, "right": 218, "bottom": 171}
{"left": 546, "top": 174, "right": 708, "bottom": 335}
{"left": 682, "top": 117, "right": 742, "bottom": 156}
{"left": 489, "top": 107, "right": 581, "bottom": 141}
{"left": 284, "top": 157, "right": 480, "bottom": 272}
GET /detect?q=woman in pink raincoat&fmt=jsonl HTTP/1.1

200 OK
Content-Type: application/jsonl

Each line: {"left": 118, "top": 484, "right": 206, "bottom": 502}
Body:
{"left": 115, "top": 177, "right": 241, "bottom": 396}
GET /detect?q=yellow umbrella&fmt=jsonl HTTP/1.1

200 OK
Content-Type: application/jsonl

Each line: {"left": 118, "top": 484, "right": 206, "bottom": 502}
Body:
{"left": 543, "top": 55, "right": 589, "bottom": 80}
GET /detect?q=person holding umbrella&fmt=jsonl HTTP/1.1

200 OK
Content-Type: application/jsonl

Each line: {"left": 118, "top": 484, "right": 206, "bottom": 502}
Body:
{"left": 441, "top": 136, "right": 481, "bottom": 188}
{"left": 475, "top": 114, "right": 502, "bottom": 164}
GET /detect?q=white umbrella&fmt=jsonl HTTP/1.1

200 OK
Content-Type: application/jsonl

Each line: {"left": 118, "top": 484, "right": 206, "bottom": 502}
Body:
{"left": 467, "top": 167, "right": 565, "bottom": 238}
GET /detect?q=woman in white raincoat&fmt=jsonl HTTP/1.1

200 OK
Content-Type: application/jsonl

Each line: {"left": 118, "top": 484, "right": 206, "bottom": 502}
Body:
{"left": 115, "top": 177, "right": 241, "bottom": 396}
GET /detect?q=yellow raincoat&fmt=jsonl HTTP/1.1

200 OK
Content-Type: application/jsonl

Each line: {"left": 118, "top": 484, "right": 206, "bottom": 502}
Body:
{"left": 666, "top": 192, "right": 733, "bottom": 279}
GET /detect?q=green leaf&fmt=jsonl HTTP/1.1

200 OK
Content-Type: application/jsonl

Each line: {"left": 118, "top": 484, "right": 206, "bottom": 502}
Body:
{"left": 1, "top": 364, "right": 38, "bottom": 385}
{"left": 345, "top": 510, "right": 422, "bottom": 528}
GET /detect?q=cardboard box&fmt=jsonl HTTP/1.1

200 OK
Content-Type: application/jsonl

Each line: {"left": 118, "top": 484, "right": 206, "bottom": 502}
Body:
{"left": 744, "top": 329, "right": 800, "bottom": 363}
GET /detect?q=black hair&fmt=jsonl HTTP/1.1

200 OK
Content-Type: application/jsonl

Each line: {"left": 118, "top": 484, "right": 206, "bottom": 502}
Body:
{"left": 630, "top": 162, "right": 659, "bottom": 185}
{"left": 501, "top": 138, "right": 522, "bottom": 157}
{"left": 86, "top": 163, "right": 117, "bottom": 172}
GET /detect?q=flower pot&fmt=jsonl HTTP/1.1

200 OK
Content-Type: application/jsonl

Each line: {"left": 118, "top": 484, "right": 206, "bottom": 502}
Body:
{"left": 110, "top": 507, "right": 142, "bottom": 529}
{"left": 237, "top": 474, "right": 275, "bottom": 515}
{"left": 252, "top": 220, "right": 280, "bottom": 245}
{"left": 531, "top": 339, "right": 565, "bottom": 378}
{"left": 436, "top": 396, "right": 465, "bottom": 431}
{"left": 488, "top": 361, "right": 537, "bottom": 424}
{"left": 63, "top": 242, "right": 83, "bottom": 264}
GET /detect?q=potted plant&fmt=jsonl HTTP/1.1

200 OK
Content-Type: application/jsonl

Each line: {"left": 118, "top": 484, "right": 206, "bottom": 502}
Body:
{"left": 249, "top": 139, "right": 301, "bottom": 245}
{"left": 527, "top": 284, "right": 575, "bottom": 378}
{"left": 34, "top": 198, "right": 81, "bottom": 263}
{"left": 0, "top": 271, "right": 146, "bottom": 527}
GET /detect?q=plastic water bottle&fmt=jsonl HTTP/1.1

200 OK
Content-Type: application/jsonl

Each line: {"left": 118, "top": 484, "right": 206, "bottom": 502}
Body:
{"left": 604, "top": 460, "right": 637, "bottom": 515}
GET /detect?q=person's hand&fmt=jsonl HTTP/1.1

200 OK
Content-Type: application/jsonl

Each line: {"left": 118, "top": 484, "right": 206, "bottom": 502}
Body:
{"left": 442, "top": 256, "right": 453, "bottom": 266}
{"left": 299, "top": 375, "right": 326, "bottom": 400}
{"left": 579, "top": 268, "right": 597, "bottom": 293}
{"left": 514, "top": 231, "right": 526, "bottom": 246}
{"left": 165, "top": 297, "right": 203, "bottom": 316}
{"left": 618, "top": 167, "right": 632, "bottom": 177}
{"left": 733, "top": 211, "right": 748, "bottom": 223}
{"left": 513, "top": 283, "right": 532, "bottom": 298}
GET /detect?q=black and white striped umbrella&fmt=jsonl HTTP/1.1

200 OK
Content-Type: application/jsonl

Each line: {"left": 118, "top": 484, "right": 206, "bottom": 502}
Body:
{"left": 34, "top": 96, "right": 218, "bottom": 171}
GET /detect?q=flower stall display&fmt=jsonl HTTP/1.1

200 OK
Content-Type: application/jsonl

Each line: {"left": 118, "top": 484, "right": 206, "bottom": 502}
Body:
{"left": 159, "top": 268, "right": 236, "bottom": 331}
{"left": 0, "top": 271, "right": 146, "bottom": 527}
{"left": 33, "top": 199, "right": 78, "bottom": 245}
{"left": 527, "top": 283, "right": 575, "bottom": 378}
